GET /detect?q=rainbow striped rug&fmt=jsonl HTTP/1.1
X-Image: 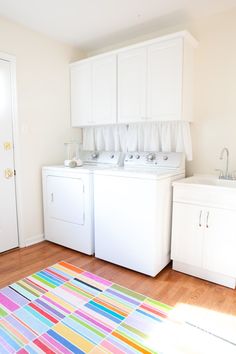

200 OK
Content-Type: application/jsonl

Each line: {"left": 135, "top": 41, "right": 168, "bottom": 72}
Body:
{"left": 0, "top": 261, "right": 175, "bottom": 353}
{"left": 0, "top": 261, "right": 235, "bottom": 353}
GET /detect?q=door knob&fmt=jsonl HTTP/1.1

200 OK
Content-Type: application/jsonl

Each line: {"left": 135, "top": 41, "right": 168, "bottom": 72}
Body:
{"left": 4, "top": 168, "right": 14, "bottom": 179}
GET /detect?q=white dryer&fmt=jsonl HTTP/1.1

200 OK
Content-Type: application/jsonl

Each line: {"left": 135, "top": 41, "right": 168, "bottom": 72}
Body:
{"left": 94, "top": 152, "right": 185, "bottom": 275}
{"left": 42, "top": 151, "right": 123, "bottom": 255}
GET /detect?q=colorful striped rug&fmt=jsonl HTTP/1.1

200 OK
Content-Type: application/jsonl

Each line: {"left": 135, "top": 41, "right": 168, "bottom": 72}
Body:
{"left": 0, "top": 261, "right": 235, "bottom": 354}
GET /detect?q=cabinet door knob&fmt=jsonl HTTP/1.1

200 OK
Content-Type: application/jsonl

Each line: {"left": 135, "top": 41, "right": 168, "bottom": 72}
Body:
{"left": 206, "top": 211, "right": 209, "bottom": 228}
{"left": 199, "top": 210, "right": 202, "bottom": 227}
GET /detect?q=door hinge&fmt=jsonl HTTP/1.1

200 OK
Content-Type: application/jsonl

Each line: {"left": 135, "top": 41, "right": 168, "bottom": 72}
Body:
{"left": 14, "top": 170, "right": 16, "bottom": 176}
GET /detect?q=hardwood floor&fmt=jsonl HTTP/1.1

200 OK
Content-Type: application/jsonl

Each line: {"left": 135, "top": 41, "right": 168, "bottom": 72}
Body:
{"left": 0, "top": 241, "right": 236, "bottom": 316}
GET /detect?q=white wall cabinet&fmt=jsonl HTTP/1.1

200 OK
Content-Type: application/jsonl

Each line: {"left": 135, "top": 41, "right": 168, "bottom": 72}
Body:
{"left": 118, "top": 47, "right": 146, "bottom": 123}
{"left": 70, "top": 54, "right": 116, "bottom": 127}
{"left": 118, "top": 37, "right": 195, "bottom": 123}
{"left": 70, "top": 61, "right": 92, "bottom": 126}
{"left": 70, "top": 31, "right": 197, "bottom": 127}
{"left": 147, "top": 38, "right": 183, "bottom": 121}
{"left": 171, "top": 185, "right": 236, "bottom": 288}
{"left": 92, "top": 55, "right": 117, "bottom": 125}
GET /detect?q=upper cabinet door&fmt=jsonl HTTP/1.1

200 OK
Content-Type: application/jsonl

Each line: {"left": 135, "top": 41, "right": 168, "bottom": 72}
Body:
{"left": 147, "top": 38, "right": 183, "bottom": 121}
{"left": 118, "top": 47, "right": 147, "bottom": 123}
{"left": 92, "top": 54, "right": 117, "bottom": 125}
{"left": 70, "top": 62, "right": 92, "bottom": 127}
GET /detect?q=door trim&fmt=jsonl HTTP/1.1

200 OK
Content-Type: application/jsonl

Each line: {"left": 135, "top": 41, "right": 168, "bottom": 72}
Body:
{"left": 0, "top": 52, "right": 23, "bottom": 247}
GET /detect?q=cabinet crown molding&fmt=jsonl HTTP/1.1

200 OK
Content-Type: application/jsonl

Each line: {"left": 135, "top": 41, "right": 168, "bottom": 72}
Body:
{"left": 70, "top": 30, "right": 198, "bottom": 66}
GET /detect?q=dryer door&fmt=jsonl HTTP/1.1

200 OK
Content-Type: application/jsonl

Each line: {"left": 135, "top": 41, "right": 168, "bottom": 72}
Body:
{"left": 46, "top": 175, "right": 84, "bottom": 225}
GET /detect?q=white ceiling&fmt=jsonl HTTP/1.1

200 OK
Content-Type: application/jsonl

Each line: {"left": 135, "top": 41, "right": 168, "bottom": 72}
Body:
{"left": 0, "top": 0, "right": 235, "bottom": 51}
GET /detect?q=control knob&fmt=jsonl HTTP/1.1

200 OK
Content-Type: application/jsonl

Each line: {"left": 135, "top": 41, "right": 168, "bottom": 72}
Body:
{"left": 91, "top": 152, "right": 98, "bottom": 159}
{"left": 146, "top": 153, "right": 155, "bottom": 161}
{"left": 163, "top": 155, "right": 168, "bottom": 160}
{"left": 128, "top": 154, "right": 133, "bottom": 159}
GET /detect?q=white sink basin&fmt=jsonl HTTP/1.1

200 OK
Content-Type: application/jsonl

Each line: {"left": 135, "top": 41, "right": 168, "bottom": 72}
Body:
{"left": 178, "top": 175, "right": 236, "bottom": 189}
{"left": 173, "top": 174, "right": 236, "bottom": 213}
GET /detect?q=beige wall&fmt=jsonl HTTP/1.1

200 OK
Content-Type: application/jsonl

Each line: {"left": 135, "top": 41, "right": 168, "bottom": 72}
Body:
{"left": 189, "top": 9, "right": 236, "bottom": 176}
{"left": 88, "top": 8, "right": 236, "bottom": 176}
{"left": 0, "top": 16, "right": 84, "bottom": 246}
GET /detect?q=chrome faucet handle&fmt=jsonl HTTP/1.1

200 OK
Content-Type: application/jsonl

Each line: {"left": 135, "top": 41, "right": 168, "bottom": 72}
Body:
{"left": 215, "top": 168, "right": 224, "bottom": 179}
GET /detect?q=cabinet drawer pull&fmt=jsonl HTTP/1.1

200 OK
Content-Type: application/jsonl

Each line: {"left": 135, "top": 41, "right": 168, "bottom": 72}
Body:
{"left": 206, "top": 211, "right": 209, "bottom": 228}
{"left": 199, "top": 210, "right": 202, "bottom": 227}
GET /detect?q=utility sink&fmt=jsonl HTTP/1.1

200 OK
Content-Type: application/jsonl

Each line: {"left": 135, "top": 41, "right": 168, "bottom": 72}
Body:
{"left": 173, "top": 174, "right": 236, "bottom": 224}
{"left": 178, "top": 175, "right": 236, "bottom": 189}
{"left": 172, "top": 172, "right": 236, "bottom": 289}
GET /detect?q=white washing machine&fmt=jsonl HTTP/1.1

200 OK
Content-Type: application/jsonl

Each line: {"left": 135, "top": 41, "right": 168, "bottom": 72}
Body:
{"left": 42, "top": 151, "right": 123, "bottom": 255}
{"left": 94, "top": 152, "right": 185, "bottom": 275}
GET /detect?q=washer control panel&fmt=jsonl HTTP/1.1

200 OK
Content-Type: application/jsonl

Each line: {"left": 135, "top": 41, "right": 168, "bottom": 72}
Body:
{"left": 80, "top": 151, "right": 124, "bottom": 166}
{"left": 124, "top": 152, "right": 184, "bottom": 169}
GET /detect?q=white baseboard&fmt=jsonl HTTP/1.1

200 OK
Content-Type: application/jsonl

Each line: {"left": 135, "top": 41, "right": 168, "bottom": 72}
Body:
{"left": 23, "top": 234, "right": 45, "bottom": 247}
{"left": 173, "top": 261, "right": 236, "bottom": 289}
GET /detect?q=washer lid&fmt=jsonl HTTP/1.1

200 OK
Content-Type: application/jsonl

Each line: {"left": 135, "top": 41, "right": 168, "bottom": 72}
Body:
{"left": 94, "top": 167, "right": 185, "bottom": 180}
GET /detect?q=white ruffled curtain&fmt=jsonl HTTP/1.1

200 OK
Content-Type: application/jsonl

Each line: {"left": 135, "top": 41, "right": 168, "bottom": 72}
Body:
{"left": 83, "top": 125, "right": 127, "bottom": 152}
{"left": 82, "top": 121, "right": 192, "bottom": 160}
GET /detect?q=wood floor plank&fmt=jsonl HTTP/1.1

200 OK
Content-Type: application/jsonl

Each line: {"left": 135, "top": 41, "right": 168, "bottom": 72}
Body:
{"left": 0, "top": 241, "right": 235, "bottom": 315}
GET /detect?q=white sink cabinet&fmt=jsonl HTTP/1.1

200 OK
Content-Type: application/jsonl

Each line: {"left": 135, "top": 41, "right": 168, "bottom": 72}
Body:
{"left": 171, "top": 175, "right": 236, "bottom": 288}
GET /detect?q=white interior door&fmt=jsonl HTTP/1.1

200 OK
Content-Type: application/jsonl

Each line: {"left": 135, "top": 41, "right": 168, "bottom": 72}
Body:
{"left": 0, "top": 59, "right": 18, "bottom": 252}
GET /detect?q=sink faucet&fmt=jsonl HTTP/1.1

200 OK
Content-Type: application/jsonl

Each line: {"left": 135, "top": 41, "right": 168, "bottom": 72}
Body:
{"left": 219, "top": 147, "right": 229, "bottom": 179}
